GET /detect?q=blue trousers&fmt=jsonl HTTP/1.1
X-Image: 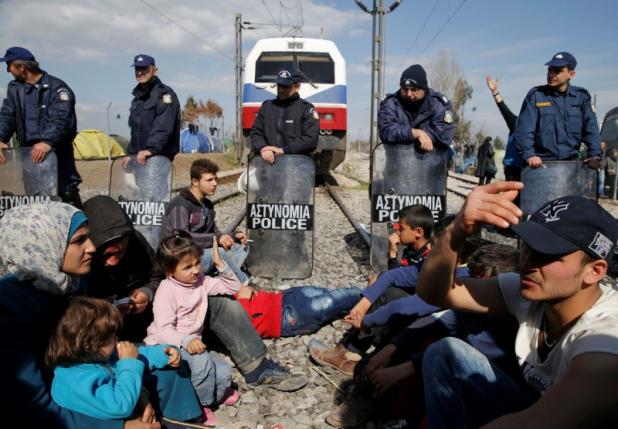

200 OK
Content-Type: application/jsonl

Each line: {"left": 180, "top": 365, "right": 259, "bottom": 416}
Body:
{"left": 180, "top": 349, "right": 231, "bottom": 407}
{"left": 143, "top": 361, "right": 202, "bottom": 421}
{"left": 280, "top": 286, "right": 362, "bottom": 337}
{"left": 201, "top": 243, "right": 249, "bottom": 284}
{"left": 422, "top": 337, "right": 538, "bottom": 429}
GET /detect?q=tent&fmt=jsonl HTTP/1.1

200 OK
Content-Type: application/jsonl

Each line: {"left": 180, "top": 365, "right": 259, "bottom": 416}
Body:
{"left": 180, "top": 126, "right": 224, "bottom": 153}
{"left": 73, "top": 129, "right": 126, "bottom": 160}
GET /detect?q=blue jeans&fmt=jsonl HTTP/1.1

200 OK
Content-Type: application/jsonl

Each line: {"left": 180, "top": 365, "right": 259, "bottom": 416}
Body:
{"left": 280, "top": 286, "right": 362, "bottom": 337}
{"left": 599, "top": 168, "right": 606, "bottom": 196}
{"left": 422, "top": 337, "right": 538, "bottom": 429}
{"left": 142, "top": 361, "right": 202, "bottom": 421}
{"left": 180, "top": 349, "right": 231, "bottom": 407}
{"left": 201, "top": 243, "right": 249, "bottom": 284}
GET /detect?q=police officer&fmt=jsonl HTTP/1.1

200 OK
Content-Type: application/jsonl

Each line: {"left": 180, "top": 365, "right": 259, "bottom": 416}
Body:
{"left": 514, "top": 52, "right": 601, "bottom": 168}
{"left": 378, "top": 64, "right": 454, "bottom": 152}
{"left": 250, "top": 69, "right": 319, "bottom": 164}
{"left": 0, "top": 46, "right": 82, "bottom": 206}
{"left": 128, "top": 54, "right": 180, "bottom": 165}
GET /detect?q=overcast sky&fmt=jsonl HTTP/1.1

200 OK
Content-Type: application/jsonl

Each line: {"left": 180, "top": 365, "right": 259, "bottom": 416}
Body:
{"left": 0, "top": 0, "right": 616, "bottom": 143}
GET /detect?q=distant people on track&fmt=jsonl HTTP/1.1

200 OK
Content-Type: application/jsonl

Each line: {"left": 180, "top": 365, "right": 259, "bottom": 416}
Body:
{"left": 486, "top": 75, "right": 523, "bottom": 181}
{"left": 144, "top": 231, "right": 241, "bottom": 424}
{"left": 377, "top": 64, "right": 455, "bottom": 154}
{"left": 0, "top": 201, "right": 201, "bottom": 428}
{"left": 514, "top": 52, "right": 601, "bottom": 169}
{"left": 127, "top": 54, "right": 180, "bottom": 165}
{"left": 475, "top": 136, "right": 497, "bottom": 185}
{"left": 83, "top": 195, "right": 308, "bottom": 393}
{"left": 417, "top": 183, "right": 618, "bottom": 428}
{"left": 162, "top": 158, "right": 250, "bottom": 285}
{"left": 0, "top": 46, "right": 82, "bottom": 207}
{"left": 249, "top": 68, "right": 320, "bottom": 164}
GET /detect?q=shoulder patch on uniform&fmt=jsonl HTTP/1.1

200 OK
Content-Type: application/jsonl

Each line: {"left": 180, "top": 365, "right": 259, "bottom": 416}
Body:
{"left": 443, "top": 110, "right": 453, "bottom": 124}
{"left": 57, "top": 88, "right": 70, "bottom": 101}
{"left": 310, "top": 108, "right": 319, "bottom": 120}
{"left": 162, "top": 94, "right": 172, "bottom": 104}
{"left": 535, "top": 101, "right": 552, "bottom": 107}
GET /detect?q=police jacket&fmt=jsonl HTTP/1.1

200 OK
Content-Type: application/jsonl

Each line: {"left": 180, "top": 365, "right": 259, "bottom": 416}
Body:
{"left": 0, "top": 72, "right": 80, "bottom": 192}
{"left": 514, "top": 84, "right": 601, "bottom": 161}
{"left": 128, "top": 76, "right": 180, "bottom": 160}
{"left": 250, "top": 93, "right": 319, "bottom": 155}
{"left": 378, "top": 89, "right": 454, "bottom": 150}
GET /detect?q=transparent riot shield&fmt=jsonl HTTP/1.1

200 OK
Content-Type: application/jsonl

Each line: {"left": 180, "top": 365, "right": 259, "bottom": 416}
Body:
{"left": 109, "top": 155, "right": 172, "bottom": 250}
{"left": 0, "top": 148, "right": 58, "bottom": 219}
{"left": 245, "top": 155, "right": 315, "bottom": 279}
{"left": 370, "top": 143, "right": 447, "bottom": 271}
{"left": 521, "top": 161, "right": 597, "bottom": 216}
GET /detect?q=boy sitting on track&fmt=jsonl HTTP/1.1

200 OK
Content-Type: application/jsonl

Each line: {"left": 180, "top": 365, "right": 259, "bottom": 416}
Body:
{"left": 418, "top": 182, "right": 618, "bottom": 428}
{"left": 162, "top": 158, "right": 251, "bottom": 285}
{"left": 387, "top": 204, "right": 433, "bottom": 269}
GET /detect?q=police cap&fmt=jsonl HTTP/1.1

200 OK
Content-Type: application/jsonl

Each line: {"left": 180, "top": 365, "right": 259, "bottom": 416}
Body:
{"left": 131, "top": 54, "right": 156, "bottom": 67}
{"left": 545, "top": 52, "right": 577, "bottom": 70}
{"left": 0, "top": 46, "right": 36, "bottom": 63}
{"left": 276, "top": 69, "right": 301, "bottom": 86}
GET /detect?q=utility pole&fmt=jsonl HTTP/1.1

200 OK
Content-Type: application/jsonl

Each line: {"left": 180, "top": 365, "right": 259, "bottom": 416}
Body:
{"left": 234, "top": 13, "right": 243, "bottom": 164}
{"left": 105, "top": 102, "right": 112, "bottom": 161}
{"left": 354, "top": 0, "right": 403, "bottom": 171}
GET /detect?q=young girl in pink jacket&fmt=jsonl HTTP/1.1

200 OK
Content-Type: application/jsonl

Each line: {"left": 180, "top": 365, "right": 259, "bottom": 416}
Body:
{"left": 144, "top": 230, "right": 241, "bottom": 424}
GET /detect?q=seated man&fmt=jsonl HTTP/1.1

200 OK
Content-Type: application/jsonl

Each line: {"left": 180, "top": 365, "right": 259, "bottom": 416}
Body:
{"left": 418, "top": 183, "right": 618, "bottom": 428}
{"left": 83, "top": 195, "right": 307, "bottom": 392}
{"left": 162, "top": 158, "right": 250, "bottom": 285}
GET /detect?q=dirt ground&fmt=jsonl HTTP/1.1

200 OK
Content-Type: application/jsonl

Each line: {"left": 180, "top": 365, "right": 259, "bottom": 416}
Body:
{"left": 76, "top": 152, "right": 241, "bottom": 191}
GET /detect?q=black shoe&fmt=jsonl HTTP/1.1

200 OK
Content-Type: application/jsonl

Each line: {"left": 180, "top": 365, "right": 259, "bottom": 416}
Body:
{"left": 247, "top": 360, "right": 308, "bottom": 392}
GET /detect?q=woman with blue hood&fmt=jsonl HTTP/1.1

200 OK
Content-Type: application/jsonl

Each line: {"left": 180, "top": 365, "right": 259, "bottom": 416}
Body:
{"left": 0, "top": 201, "right": 202, "bottom": 428}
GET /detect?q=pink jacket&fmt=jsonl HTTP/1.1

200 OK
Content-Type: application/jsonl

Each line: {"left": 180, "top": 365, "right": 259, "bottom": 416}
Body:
{"left": 143, "top": 263, "right": 241, "bottom": 348}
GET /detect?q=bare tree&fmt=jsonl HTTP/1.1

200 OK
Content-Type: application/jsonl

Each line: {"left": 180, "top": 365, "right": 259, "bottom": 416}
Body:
{"left": 428, "top": 50, "right": 473, "bottom": 144}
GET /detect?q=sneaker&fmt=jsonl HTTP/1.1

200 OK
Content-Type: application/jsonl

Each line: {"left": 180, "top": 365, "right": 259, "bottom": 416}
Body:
{"left": 221, "top": 387, "right": 240, "bottom": 406}
{"left": 247, "top": 360, "right": 308, "bottom": 392}
{"left": 325, "top": 396, "right": 375, "bottom": 428}
{"left": 308, "top": 339, "right": 361, "bottom": 377}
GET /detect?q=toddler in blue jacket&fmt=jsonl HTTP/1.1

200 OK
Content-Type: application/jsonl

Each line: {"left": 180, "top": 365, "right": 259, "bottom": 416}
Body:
{"left": 47, "top": 296, "right": 181, "bottom": 420}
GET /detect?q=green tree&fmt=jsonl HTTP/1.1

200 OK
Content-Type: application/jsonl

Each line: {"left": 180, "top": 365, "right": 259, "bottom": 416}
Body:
{"left": 493, "top": 136, "right": 505, "bottom": 150}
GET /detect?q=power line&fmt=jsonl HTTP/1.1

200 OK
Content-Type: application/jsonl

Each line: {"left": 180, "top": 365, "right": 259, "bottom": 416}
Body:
{"left": 398, "top": 0, "right": 440, "bottom": 68}
{"left": 136, "top": 0, "right": 234, "bottom": 61}
{"left": 416, "top": 0, "right": 467, "bottom": 61}
{"left": 262, "top": 0, "right": 281, "bottom": 32}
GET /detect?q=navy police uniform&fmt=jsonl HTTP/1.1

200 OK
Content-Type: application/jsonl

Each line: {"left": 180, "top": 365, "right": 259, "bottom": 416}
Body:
{"left": 128, "top": 56, "right": 180, "bottom": 160}
{"left": 378, "top": 88, "right": 454, "bottom": 150}
{"left": 0, "top": 47, "right": 81, "bottom": 196}
{"left": 515, "top": 51, "right": 601, "bottom": 162}
{"left": 250, "top": 70, "right": 319, "bottom": 155}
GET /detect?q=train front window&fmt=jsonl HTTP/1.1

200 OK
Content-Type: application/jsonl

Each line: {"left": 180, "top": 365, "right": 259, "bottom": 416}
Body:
{"left": 255, "top": 52, "right": 335, "bottom": 84}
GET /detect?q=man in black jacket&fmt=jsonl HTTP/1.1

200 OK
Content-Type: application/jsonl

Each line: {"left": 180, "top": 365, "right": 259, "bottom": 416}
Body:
{"left": 250, "top": 69, "right": 319, "bottom": 163}
{"left": 128, "top": 54, "right": 180, "bottom": 165}
{"left": 0, "top": 46, "right": 82, "bottom": 206}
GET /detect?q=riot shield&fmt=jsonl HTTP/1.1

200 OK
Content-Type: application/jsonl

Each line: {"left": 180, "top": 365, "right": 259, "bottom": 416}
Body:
{"left": 109, "top": 155, "right": 172, "bottom": 250}
{"left": 0, "top": 148, "right": 58, "bottom": 219}
{"left": 245, "top": 155, "right": 315, "bottom": 279}
{"left": 521, "top": 161, "right": 597, "bottom": 216}
{"left": 370, "top": 143, "right": 447, "bottom": 271}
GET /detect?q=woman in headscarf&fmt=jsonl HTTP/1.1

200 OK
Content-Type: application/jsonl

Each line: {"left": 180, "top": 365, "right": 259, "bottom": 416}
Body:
{"left": 0, "top": 201, "right": 201, "bottom": 429}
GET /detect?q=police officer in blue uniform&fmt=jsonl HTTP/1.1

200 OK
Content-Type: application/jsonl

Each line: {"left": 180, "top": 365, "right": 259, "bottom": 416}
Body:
{"left": 0, "top": 46, "right": 82, "bottom": 206}
{"left": 514, "top": 52, "right": 601, "bottom": 169}
{"left": 128, "top": 54, "right": 180, "bottom": 165}
{"left": 378, "top": 64, "right": 455, "bottom": 152}
{"left": 250, "top": 69, "right": 319, "bottom": 164}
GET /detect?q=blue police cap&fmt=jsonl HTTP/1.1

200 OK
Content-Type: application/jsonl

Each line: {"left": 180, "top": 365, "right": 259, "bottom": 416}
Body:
{"left": 0, "top": 46, "right": 36, "bottom": 63}
{"left": 131, "top": 54, "right": 156, "bottom": 67}
{"left": 276, "top": 69, "right": 301, "bottom": 86}
{"left": 545, "top": 52, "right": 577, "bottom": 70}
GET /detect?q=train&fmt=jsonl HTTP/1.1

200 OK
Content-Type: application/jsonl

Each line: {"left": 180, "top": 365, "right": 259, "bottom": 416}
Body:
{"left": 242, "top": 37, "right": 347, "bottom": 176}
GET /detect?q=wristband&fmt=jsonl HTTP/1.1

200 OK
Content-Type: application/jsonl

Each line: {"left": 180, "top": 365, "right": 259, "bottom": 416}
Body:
{"left": 492, "top": 92, "right": 500, "bottom": 97}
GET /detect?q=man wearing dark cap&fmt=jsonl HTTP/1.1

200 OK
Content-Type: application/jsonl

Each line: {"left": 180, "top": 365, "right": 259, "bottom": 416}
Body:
{"left": 250, "top": 68, "right": 319, "bottom": 164}
{"left": 0, "top": 46, "right": 82, "bottom": 206}
{"left": 128, "top": 54, "right": 180, "bottom": 165}
{"left": 515, "top": 51, "right": 601, "bottom": 168}
{"left": 417, "top": 182, "right": 618, "bottom": 428}
{"left": 377, "top": 64, "right": 454, "bottom": 152}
